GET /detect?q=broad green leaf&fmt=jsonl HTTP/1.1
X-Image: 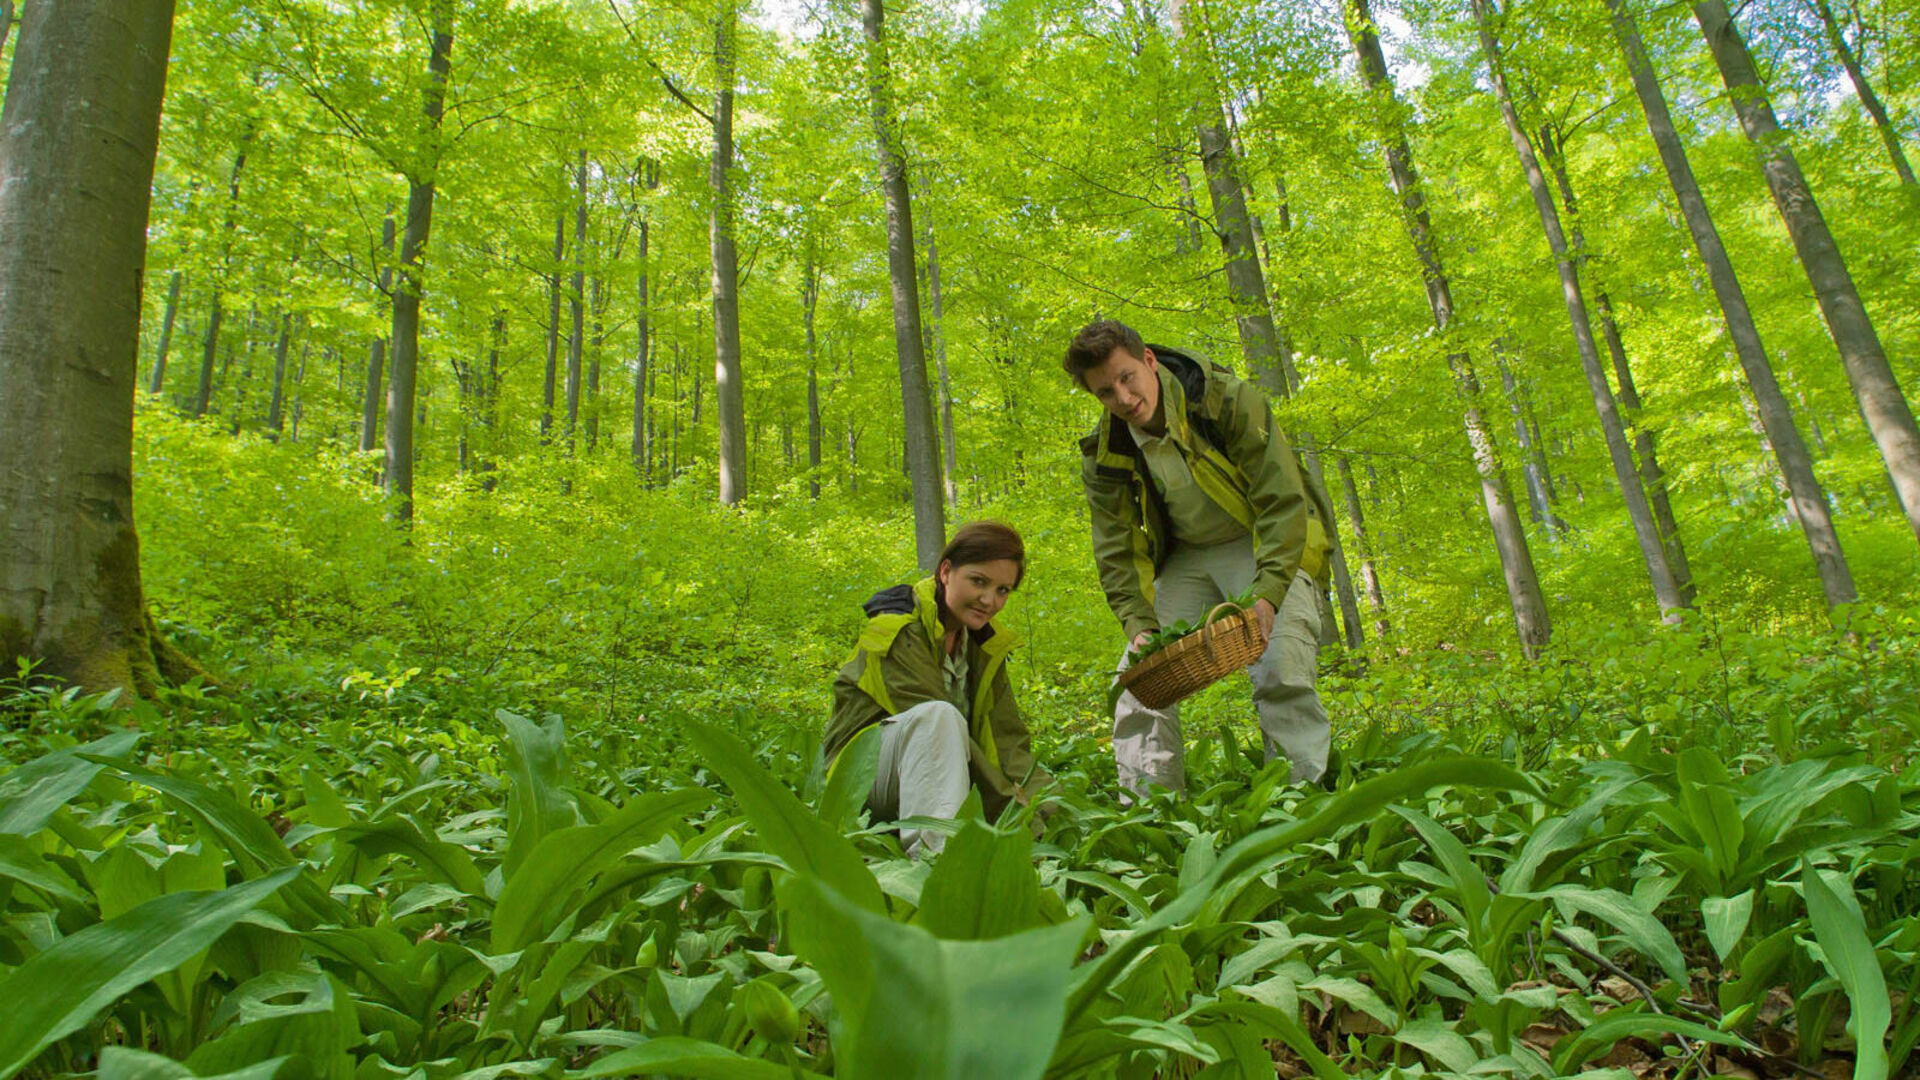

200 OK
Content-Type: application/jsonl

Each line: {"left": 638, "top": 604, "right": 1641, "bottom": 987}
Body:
{"left": 334, "top": 817, "right": 490, "bottom": 901}
{"left": 780, "top": 874, "right": 1088, "bottom": 1080}
{"left": 1537, "top": 885, "right": 1687, "bottom": 985}
{"left": 0, "top": 835, "right": 83, "bottom": 902}
{"left": 98, "top": 1047, "right": 294, "bottom": 1080}
{"left": 1674, "top": 747, "right": 1743, "bottom": 890}
{"left": 1198, "top": 1000, "right": 1343, "bottom": 1080}
{"left": 500, "top": 710, "right": 580, "bottom": 880}
{"left": 0, "top": 866, "right": 299, "bottom": 1080}
{"left": 1392, "top": 805, "right": 1490, "bottom": 942}
{"left": 569, "top": 1036, "right": 812, "bottom": 1079}
{"left": 688, "top": 723, "right": 883, "bottom": 914}
{"left": 1550, "top": 1007, "right": 1750, "bottom": 1073}
{"left": 914, "top": 819, "right": 1042, "bottom": 941}
{"left": 1498, "top": 777, "right": 1635, "bottom": 894}
{"left": 491, "top": 787, "right": 711, "bottom": 953}
{"left": 1392, "top": 1017, "right": 1478, "bottom": 1072}
{"left": 818, "top": 723, "right": 882, "bottom": 831}
{"left": 1802, "top": 862, "right": 1890, "bottom": 1080}
{"left": 1700, "top": 891, "right": 1754, "bottom": 963}
{"left": 0, "top": 731, "right": 141, "bottom": 835}
{"left": 185, "top": 974, "right": 359, "bottom": 1080}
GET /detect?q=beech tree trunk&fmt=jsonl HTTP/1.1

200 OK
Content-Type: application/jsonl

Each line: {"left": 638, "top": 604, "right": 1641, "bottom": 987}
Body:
{"left": 147, "top": 270, "right": 183, "bottom": 396}
{"left": 1474, "top": 0, "right": 1686, "bottom": 615}
{"left": 361, "top": 212, "right": 395, "bottom": 453}
{"left": 1607, "top": 0, "right": 1857, "bottom": 610}
{"left": 632, "top": 161, "right": 656, "bottom": 480}
{"left": 804, "top": 248, "right": 823, "bottom": 501}
{"left": 1496, "top": 352, "right": 1564, "bottom": 537}
{"left": 1336, "top": 455, "right": 1390, "bottom": 639}
{"left": 1303, "top": 449, "right": 1365, "bottom": 648}
{"left": 383, "top": 3, "right": 453, "bottom": 526}
{"left": 1346, "top": 0, "right": 1551, "bottom": 656}
{"left": 863, "top": 0, "right": 945, "bottom": 567}
{"left": 267, "top": 310, "right": 291, "bottom": 437}
{"left": 567, "top": 148, "right": 586, "bottom": 450}
{"left": 711, "top": 2, "right": 748, "bottom": 505}
{"left": 588, "top": 277, "right": 604, "bottom": 453}
{"left": 1540, "top": 123, "right": 1695, "bottom": 604}
{"left": 0, "top": 0, "right": 195, "bottom": 695}
{"left": 542, "top": 206, "right": 563, "bottom": 443}
{"left": 919, "top": 176, "right": 958, "bottom": 507}
{"left": 1806, "top": 0, "right": 1916, "bottom": 191}
{"left": 1692, "top": 0, "right": 1920, "bottom": 548}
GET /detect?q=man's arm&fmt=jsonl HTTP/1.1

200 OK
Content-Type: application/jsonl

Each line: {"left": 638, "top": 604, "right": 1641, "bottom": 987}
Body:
{"left": 1083, "top": 454, "right": 1160, "bottom": 641}
{"left": 1220, "top": 380, "right": 1310, "bottom": 615}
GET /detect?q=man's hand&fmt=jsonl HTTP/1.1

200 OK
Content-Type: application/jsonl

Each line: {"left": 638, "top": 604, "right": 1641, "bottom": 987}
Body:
{"left": 1253, "top": 597, "right": 1277, "bottom": 641}
{"left": 1131, "top": 630, "right": 1153, "bottom": 652}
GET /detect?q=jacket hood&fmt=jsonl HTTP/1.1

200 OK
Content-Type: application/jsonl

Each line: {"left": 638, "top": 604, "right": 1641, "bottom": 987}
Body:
{"left": 861, "top": 583, "right": 916, "bottom": 618}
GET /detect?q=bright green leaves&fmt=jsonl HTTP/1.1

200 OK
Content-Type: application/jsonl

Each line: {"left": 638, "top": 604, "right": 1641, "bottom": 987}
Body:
{"left": 500, "top": 710, "right": 581, "bottom": 880}
{"left": 914, "top": 819, "right": 1044, "bottom": 940}
{"left": 781, "top": 874, "right": 1089, "bottom": 1080}
{"left": 1803, "top": 862, "right": 1891, "bottom": 1080}
{"left": 0, "top": 867, "right": 299, "bottom": 1080}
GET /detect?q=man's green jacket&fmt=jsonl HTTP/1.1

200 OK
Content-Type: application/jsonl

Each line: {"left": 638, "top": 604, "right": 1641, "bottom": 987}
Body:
{"left": 824, "top": 576, "right": 1043, "bottom": 818}
{"left": 1079, "top": 347, "right": 1334, "bottom": 641}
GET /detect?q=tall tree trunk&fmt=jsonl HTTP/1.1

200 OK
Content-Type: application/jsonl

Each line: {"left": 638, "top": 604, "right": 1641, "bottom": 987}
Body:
{"left": 1171, "top": 155, "right": 1205, "bottom": 254}
{"left": 147, "top": 270, "right": 183, "bottom": 396}
{"left": 1336, "top": 455, "right": 1390, "bottom": 638}
{"left": 1806, "top": 0, "right": 1916, "bottom": 190}
{"left": 632, "top": 163, "right": 655, "bottom": 479}
{"left": 588, "top": 277, "right": 604, "bottom": 453}
{"left": 383, "top": 3, "right": 453, "bottom": 527}
{"left": 711, "top": 1, "right": 748, "bottom": 505}
{"left": 1473, "top": 0, "right": 1686, "bottom": 614}
{"left": 1607, "top": 0, "right": 1857, "bottom": 610}
{"left": 0, "top": 0, "right": 196, "bottom": 695}
{"left": 919, "top": 175, "right": 958, "bottom": 507}
{"left": 290, "top": 340, "right": 311, "bottom": 443}
{"left": 567, "top": 147, "right": 586, "bottom": 450}
{"left": 862, "top": 0, "right": 945, "bottom": 566}
{"left": 1346, "top": 0, "right": 1551, "bottom": 655}
{"left": 542, "top": 205, "right": 563, "bottom": 443}
{"left": 1541, "top": 123, "right": 1695, "bottom": 604}
{"left": 1167, "top": 0, "right": 1284, "bottom": 390}
{"left": 360, "top": 211, "right": 395, "bottom": 453}
{"left": 194, "top": 297, "right": 224, "bottom": 418}
{"left": 1496, "top": 352, "right": 1563, "bottom": 536}
{"left": 1693, "top": 0, "right": 1920, "bottom": 546}
{"left": 804, "top": 246, "right": 823, "bottom": 501}
{"left": 1303, "top": 449, "right": 1365, "bottom": 648}
{"left": 267, "top": 309, "right": 291, "bottom": 437}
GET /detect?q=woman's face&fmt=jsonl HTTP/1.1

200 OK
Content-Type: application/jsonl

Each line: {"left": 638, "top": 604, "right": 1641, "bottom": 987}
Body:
{"left": 937, "top": 558, "right": 1021, "bottom": 632}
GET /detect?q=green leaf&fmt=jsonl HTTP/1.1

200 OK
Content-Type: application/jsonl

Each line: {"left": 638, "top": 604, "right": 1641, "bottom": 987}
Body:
{"left": 0, "top": 731, "right": 142, "bottom": 835}
{"left": 185, "top": 974, "right": 359, "bottom": 1080}
{"left": 1674, "top": 747, "right": 1743, "bottom": 890}
{"left": 568, "top": 1036, "right": 811, "bottom": 1079}
{"left": 1392, "top": 805, "right": 1490, "bottom": 943}
{"left": 687, "top": 722, "right": 883, "bottom": 914}
{"left": 98, "top": 1047, "right": 295, "bottom": 1080}
{"left": 500, "top": 710, "right": 580, "bottom": 880}
{"left": 1700, "top": 891, "right": 1754, "bottom": 964}
{"left": 0, "top": 866, "right": 299, "bottom": 1080}
{"left": 1551, "top": 1007, "right": 1749, "bottom": 1073}
{"left": 780, "top": 874, "right": 1088, "bottom": 1080}
{"left": 1802, "top": 861, "right": 1890, "bottom": 1080}
{"left": 819, "top": 723, "right": 882, "bottom": 831}
{"left": 334, "top": 817, "right": 490, "bottom": 901}
{"left": 1537, "top": 885, "right": 1688, "bottom": 986}
{"left": 0, "top": 835, "right": 84, "bottom": 902}
{"left": 491, "top": 787, "right": 711, "bottom": 953}
{"left": 913, "top": 820, "right": 1043, "bottom": 941}
{"left": 1391, "top": 1017, "right": 1478, "bottom": 1073}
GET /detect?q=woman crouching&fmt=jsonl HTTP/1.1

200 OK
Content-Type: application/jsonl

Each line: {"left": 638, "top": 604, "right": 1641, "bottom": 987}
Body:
{"left": 822, "top": 521, "right": 1049, "bottom": 857}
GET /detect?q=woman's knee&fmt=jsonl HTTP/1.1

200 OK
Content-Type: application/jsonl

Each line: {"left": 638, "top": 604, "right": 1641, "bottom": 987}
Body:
{"left": 896, "top": 700, "right": 968, "bottom": 743}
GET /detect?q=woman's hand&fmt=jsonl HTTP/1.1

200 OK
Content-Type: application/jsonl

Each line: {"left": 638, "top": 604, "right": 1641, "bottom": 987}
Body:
{"left": 1253, "top": 597, "right": 1277, "bottom": 640}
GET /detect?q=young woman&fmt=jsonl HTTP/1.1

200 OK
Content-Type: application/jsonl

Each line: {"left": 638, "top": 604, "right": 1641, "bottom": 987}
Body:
{"left": 822, "top": 521, "right": 1048, "bottom": 857}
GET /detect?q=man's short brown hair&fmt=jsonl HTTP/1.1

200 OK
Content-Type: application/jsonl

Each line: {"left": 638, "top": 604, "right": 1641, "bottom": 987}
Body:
{"left": 1063, "top": 319, "right": 1145, "bottom": 387}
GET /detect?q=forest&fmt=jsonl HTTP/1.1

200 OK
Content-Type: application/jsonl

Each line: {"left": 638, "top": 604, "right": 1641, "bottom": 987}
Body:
{"left": 0, "top": 0, "right": 1916, "bottom": 1075}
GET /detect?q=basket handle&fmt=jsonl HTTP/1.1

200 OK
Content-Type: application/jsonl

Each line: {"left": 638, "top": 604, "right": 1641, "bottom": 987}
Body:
{"left": 1198, "top": 602, "right": 1257, "bottom": 655}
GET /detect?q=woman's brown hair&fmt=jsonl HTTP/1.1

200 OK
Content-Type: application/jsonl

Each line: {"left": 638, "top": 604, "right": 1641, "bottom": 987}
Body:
{"left": 936, "top": 520, "right": 1026, "bottom": 587}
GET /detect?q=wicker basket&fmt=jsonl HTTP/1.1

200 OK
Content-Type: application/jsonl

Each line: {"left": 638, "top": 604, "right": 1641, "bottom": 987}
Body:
{"left": 1117, "top": 603, "right": 1268, "bottom": 709}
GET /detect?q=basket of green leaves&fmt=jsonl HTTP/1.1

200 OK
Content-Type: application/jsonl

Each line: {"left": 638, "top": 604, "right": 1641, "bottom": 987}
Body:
{"left": 1113, "top": 591, "right": 1267, "bottom": 709}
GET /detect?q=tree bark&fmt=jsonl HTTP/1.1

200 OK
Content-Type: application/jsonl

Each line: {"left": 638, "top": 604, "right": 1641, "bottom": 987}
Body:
{"left": 383, "top": 2, "right": 453, "bottom": 527}
{"left": 1303, "top": 448, "right": 1365, "bottom": 648}
{"left": 919, "top": 175, "right": 959, "bottom": 507}
{"left": 711, "top": 1, "right": 748, "bottom": 505}
{"left": 1540, "top": 123, "right": 1695, "bottom": 604}
{"left": 0, "top": 0, "right": 197, "bottom": 695}
{"left": 1606, "top": 0, "right": 1856, "bottom": 609}
{"left": 147, "top": 270, "right": 183, "bottom": 396}
{"left": 267, "top": 309, "right": 292, "bottom": 437}
{"left": 360, "top": 211, "right": 395, "bottom": 453}
{"left": 804, "top": 247, "right": 823, "bottom": 501}
{"left": 567, "top": 148, "right": 586, "bottom": 450}
{"left": 1692, "top": 0, "right": 1920, "bottom": 548}
{"left": 1336, "top": 455, "right": 1390, "bottom": 639}
{"left": 1473, "top": 0, "right": 1686, "bottom": 615}
{"left": 542, "top": 205, "right": 563, "bottom": 443}
{"left": 862, "top": 0, "right": 945, "bottom": 567}
{"left": 632, "top": 162, "right": 656, "bottom": 480}
{"left": 588, "top": 276, "right": 604, "bottom": 453}
{"left": 1806, "top": 0, "right": 1916, "bottom": 190}
{"left": 1495, "top": 351, "right": 1564, "bottom": 537}
{"left": 1346, "top": 0, "right": 1551, "bottom": 655}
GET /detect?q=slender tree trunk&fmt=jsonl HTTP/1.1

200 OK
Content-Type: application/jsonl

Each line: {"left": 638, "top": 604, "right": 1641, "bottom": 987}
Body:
{"left": 383, "top": 3, "right": 453, "bottom": 527}
{"left": 290, "top": 341, "right": 311, "bottom": 443}
{"left": 1346, "top": 0, "right": 1550, "bottom": 655}
{"left": 1172, "top": 155, "right": 1205, "bottom": 254}
{"left": 1806, "top": 0, "right": 1916, "bottom": 190}
{"left": 588, "top": 277, "right": 604, "bottom": 453}
{"left": 1336, "top": 455, "right": 1390, "bottom": 638}
{"left": 542, "top": 205, "right": 563, "bottom": 443}
{"left": 632, "top": 168, "right": 654, "bottom": 479}
{"left": 360, "top": 211, "right": 395, "bottom": 453}
{"left": 1541, "top": 124, "right": 1695, "bottom": 604}
{"left": 194, "top": 297, "right": 224, "bottom": 418}
{"left": 862, "top": 0, "right": 945, "bottom": 566}
{"left": 147, "top": 270, "right": 183, "bottom": 396}
{"left": 567, "top": 147, "right": 586, "bottom": 450}
{"left": 711, "top": 2, "right": 748, "bottom": 505}
{"left": 1474, "top": 0, "right": 1686, "bottom": 614}
{"left": 1496, "top": 352, "right": 1555, "bottom": 535}
{"left": 0, "top": 0, "right": 196, "bottom": 695}
{"left": 804, "top": 247, "right": 823, "bottom": 501}
{"left": 1303, "top": 449, "right": 1365, "bottom": 648}
{"left": 1693, "top": 0, "right": 1920, "bottom": 546}
{"left": 1607, "top": 0, "right": 1856, "bottom": 609}
{"left": 919, "top": 176, "right": 958, "bottom": 507}
{"left": 267, "top": 309, "right": 291, "bottom": 437}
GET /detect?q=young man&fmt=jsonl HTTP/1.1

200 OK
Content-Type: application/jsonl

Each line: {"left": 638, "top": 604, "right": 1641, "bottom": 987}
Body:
{"left": 1067, "top": 319, "right": 1336, "bottom": 795}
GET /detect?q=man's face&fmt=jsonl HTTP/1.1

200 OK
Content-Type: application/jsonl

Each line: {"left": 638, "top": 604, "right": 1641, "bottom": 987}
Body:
{"left": 1082, "top": 346, "right": 1160, "bottom": 428}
